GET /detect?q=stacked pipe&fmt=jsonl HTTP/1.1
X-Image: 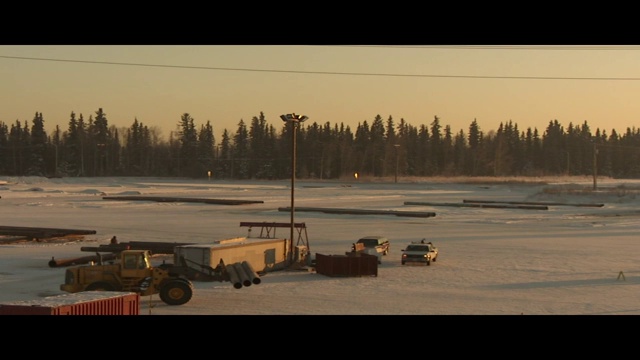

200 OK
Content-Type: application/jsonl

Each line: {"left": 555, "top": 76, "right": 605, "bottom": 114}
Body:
{"left": 0, "top": 226, "right": 97, "bottom": 239}
{"left": 225, "top": 261, "right": 261, "bottom": 289}
{"left": 241, "top": 261, "right": 261, "bottom": 285}
{"left": 80, "top": 241, "right": 195, "bottom": 255}
{"left": 226, "top": 264, "right": 243, "bottom": 289}
{"left": 48, "top": 253, "right": 117, "bottom": 267}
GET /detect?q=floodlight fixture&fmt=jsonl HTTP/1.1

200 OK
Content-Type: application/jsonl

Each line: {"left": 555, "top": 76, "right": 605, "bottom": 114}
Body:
{"left": 280, "top": 113, "right": 309, "bottom": 123}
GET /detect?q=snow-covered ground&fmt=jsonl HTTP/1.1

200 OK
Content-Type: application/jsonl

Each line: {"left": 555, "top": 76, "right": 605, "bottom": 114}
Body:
{"left": 1, "top": 175, "right": 639, "bottom": 315}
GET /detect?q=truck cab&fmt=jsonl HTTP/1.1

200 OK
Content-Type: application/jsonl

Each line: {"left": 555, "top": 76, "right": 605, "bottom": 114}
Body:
{"left": 401, "top": 240, "right": 438, "bottom": 266}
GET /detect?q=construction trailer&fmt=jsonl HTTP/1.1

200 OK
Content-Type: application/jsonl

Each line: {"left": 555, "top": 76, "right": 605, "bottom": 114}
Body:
{"left": 174, "top": 237, "right": 308, "bottom": 275}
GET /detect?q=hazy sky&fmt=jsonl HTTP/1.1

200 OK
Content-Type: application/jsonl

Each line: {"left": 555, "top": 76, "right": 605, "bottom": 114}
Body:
{"left": 2, "top": 45, "right": 640, "bottom": 140}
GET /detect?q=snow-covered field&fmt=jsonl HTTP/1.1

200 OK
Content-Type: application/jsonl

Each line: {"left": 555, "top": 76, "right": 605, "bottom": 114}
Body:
{"left": 1, "top": 175, "right": 639, "bottom": 315}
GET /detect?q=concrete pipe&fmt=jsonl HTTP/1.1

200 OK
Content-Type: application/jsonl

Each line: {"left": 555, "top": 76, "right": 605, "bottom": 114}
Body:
{"left": 233, "top": 263, "right": 252, "bottom": 287}
{"left": 225, "top": 263, "right": 243, "bottom": 289}
{"left": 241, "top": 261, "right": 261, "bottom": 285}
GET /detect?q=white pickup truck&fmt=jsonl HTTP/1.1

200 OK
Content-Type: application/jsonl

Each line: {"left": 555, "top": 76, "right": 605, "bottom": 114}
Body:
{"left": 349, "top": 236, "right": 390, "bottom": 264}
{"left": 401, "top": 240, "right": 438, "bottom": 266}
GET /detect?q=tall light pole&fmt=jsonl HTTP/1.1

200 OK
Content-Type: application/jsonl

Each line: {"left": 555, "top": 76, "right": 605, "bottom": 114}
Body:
{"left": 394, "top": 144, "right": 400, "bottom": 183}
{"left": 215, "top": 144, "right": 222, "bottom": 179}
{"left": 281, "top": 113, "right": 309, "bottom": 265}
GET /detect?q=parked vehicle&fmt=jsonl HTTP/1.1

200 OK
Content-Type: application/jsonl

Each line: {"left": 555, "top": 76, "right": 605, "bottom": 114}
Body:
{"left": 356, "top": 236, "right": 390, "bottom": 255}
{"left": 401, "top": 239, "right": 438, "bottom": 266}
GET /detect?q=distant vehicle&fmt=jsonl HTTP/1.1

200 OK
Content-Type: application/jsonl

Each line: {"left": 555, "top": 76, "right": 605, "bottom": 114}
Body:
{"left": 401, "top": 239, "right": 438, "bottom": 266}
{"left": 356, "top": 236, "right": 390, "bottom": 256}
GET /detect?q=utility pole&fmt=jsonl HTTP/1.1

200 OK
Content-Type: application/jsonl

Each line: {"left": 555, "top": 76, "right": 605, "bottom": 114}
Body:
{"left": 280, "top": 113, "right": 308, "bottom": 266}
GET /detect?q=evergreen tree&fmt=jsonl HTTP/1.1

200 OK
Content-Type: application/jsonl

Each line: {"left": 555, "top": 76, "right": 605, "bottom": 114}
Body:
{"left": 198, "top": 121, "right": 215, "bottom": 178}
{"left": 93, "top": 108, "right": 110, "bottom": 176}
{"left": 124, "top": 118, "right": 144, "bottom": 175}
{"left": 532, "top": 128, "right": 543, "bottom": 173}
{"left": 417, "top": 124, "right": 430, "bottom": 175}
{"left": 124, "top": 121, "right": 137, "bottom": 174}
{"left": 8, "top": 120, "right": 29, "bottom": 175}
{"left": 468, "top": 119, "right": 482, "bottom": 175}
{"left": 336, "top": 122, "right": 355, "bottom": 179}
{"left": 442, "top": 124, "right": 454, "bottom": 175}
{"left": 370, "top": 115, "right": 385, "bottom": 176}
{"left": 0, "top": 122, "right": 8, "bottom": 174}
{"left": 383, "top": 115, "right": 397, "bottom": 177}
{"left": 264, "top": 123, "right": 279, "bottom": 179}
{"left": 108, "top": 125, "right": 122, "bottom": 175}
{"left": 578, "top": 121, "right": 594, "bottom": 176}
{"left": 522, "top": 127, "right": 537, "bottom": 176}
{"left": 404, "top": 125, "right": 420, "bottom": 176}
{"left": 493, "top": 123, "right": 507, "bottom": 176}
{"left": 248, "top": 112, "right": 269, "bottom": 179}
{"left": 49, "top": 125, "right": 63, "bottom": 177}
{"left": 27, "top": 112, "right": 47, "bottom": 176}
{"left": 9, "top": 106, "right": 640, "bottom": 180}
{"left": 394, "top": 118, "right": 408, "bottom": 179}
{"left": 542, "top": 120, "right": 565, "bottom": 174}
{"left": 63, "top": 112, "right": 80, "bottom": 176}
{"left": 565, "top": 123, "right": 578, "bottom": 175}
{"left": 217, "top": 129, "right": 232, "bottom": 178}
{"left": 453, "top": 129, "right": 467, "bottom": 176}
{"left": 178, "top": 113, "right": 199, "bottom": 177}
{"left": 353, "top": 120, "right": 371, "bottom": 176}
{"left": 233, "top": 119, "right": 249, "bottom": 179}
{"left": 430, "top": 116, "right": 443, "bottom": 174}
{"left": 302, "top": 121, "right": 322, "bottom": 179}
{"left": 166, "top": 129, "right": 181, "bottom": 176}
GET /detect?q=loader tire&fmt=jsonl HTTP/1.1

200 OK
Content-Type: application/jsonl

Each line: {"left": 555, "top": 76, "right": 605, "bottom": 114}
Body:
{"left": 159, "top": 279, "right": 193, "bottom": 306}
{"left": 86, "top": 281, "right": 116, "bottom": 291}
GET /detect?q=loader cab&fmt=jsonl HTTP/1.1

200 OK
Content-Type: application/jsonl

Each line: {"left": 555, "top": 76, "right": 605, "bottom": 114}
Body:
{"left": 121, "top": 250, "right": 152, "bottom": 277}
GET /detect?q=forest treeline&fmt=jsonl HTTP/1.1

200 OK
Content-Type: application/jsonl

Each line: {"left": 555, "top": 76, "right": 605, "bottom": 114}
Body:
{"left": 1, "top": 108, "right": 640, "bottom": 180}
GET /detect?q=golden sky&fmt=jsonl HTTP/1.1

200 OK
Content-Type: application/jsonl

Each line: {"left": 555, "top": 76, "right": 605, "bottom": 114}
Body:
{"left": 1, "top": 45, "right": 639, "bottom": 139}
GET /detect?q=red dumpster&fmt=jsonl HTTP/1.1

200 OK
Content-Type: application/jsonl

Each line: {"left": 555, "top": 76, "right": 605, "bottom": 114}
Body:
{"left": 0, "top": 291, "right": 139, "bottom": 315}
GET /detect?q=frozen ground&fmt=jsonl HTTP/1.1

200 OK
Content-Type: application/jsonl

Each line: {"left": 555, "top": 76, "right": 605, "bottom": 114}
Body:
{"left": 1, "top": 175, "right": 639, "bottom": 315}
